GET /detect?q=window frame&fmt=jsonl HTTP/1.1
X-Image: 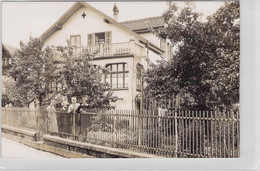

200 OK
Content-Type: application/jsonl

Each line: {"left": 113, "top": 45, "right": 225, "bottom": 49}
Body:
{"left": 70, "top": 35, "right": 81, "bottom": 56}
{"left": 70, "top": 35, "right": 81, "bottom": 47}
{"left": 105, "top": 63, "right": 129, "bottom": 89}
{"left": 87, "top": 31, "right": 112, "bottom": 46}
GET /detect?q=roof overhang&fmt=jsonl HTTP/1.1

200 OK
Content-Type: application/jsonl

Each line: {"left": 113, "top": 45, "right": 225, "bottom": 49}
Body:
{"left": 40, "top": 2, "right": 163, "bottom": 55}
{"left": 40, "top": 2, "right": 82, "bottom": 41}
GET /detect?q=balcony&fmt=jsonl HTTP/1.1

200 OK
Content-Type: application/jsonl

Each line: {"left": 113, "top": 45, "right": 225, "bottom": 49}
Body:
{"left": 70, "top": 41, "right": 145, "bottom": 58}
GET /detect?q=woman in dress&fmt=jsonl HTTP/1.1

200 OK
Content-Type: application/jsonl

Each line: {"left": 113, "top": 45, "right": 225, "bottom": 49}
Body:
{"left": 46, "top": 101, "right": 58, "bottom": 132}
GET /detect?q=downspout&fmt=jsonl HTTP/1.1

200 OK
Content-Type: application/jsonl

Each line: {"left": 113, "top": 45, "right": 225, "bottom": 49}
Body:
{"left": 132, "top": 55, "right": 134, "bottom": 110}
{"left": 141, "top": 41, "right": 149, "bottom": 112}
{"left": 146, "top": 40, "right": 150, "bottom": 70}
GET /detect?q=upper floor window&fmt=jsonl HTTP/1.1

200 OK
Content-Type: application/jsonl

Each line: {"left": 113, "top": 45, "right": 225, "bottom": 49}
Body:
{"left": 70, "top": 35, "right": 81, "bottom": 47}
{"left": 105, "top": 63, "right": 128, "bottom": 89}
{"left": 70, "top": 35, "right": 81, "bottom": 55}
{"left": 87, "top": 31, "right": 112, "bottom": 46}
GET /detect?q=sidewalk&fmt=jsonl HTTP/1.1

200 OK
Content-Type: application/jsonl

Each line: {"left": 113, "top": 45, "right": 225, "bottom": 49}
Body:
{"left": 2, "top": 137, "right": 63, "bottom": 158}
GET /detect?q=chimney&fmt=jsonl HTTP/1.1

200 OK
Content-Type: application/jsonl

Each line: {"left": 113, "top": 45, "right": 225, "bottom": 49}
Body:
{"left": 113, "top": 3, "right": 119, "bottom": 21}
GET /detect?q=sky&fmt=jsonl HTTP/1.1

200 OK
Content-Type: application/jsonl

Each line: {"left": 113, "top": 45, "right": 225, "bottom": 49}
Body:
{"left": 2, "top": 2, "right": 224, "bottom": 48}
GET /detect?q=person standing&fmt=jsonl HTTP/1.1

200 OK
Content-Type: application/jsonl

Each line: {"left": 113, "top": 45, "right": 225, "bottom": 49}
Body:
{"left": 46, "top": 100, "right": 58, "bottom": 133}
{"left": 68, "top": 97, "right": 80, "bottom": 135}
{"left": 76, "top": 97, "right": 91, "bottom": 137}
{"left": 60, "top": 96, "right": 69, "bottom": 133}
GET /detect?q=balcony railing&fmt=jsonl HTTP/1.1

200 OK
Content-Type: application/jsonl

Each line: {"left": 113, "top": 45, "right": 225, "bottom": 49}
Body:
{"left": 55, "top": 41, "right": 145, "bottom": 58}
{"left": 85, "top": 42, "right": 131, "bottom": 57}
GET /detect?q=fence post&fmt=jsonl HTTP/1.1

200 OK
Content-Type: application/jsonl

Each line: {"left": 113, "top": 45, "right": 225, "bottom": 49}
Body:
{"left": 5, "top": 107, "right": 7, "bottom": 125}
{"left": 113, "top": 110, "right": 117, "bottom": 148}
{"left": 73, "top": 112, "right": 76, "bottom": 136}
{"left": 138, "top": 110, "right": 141, "bottom": 147}
{"left": 17, "top": 107, "right": 21, "bottom": 128}
{"left": 236, "top": 111, "right": 240, "bottom": 157}
{"left": 174, "top": 110, "right": 178, "bottom": 157}
{"left": 34, "top": 107, "right": 39, "bottom": 141}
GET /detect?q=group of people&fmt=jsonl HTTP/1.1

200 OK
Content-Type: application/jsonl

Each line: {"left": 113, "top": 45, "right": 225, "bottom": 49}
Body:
{"left": 46, "top": 96, "right": 91, "bottom": 136}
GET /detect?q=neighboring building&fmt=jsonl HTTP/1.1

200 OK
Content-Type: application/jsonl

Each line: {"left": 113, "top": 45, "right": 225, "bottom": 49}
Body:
{"left": 2, "top": 44, "right": 15, "bottom": 77}
{"left": 2, "top": 44, "right": 16, "bottom": 107}
{"left": 40, "top": 2, "right": 172, "bottom": 110}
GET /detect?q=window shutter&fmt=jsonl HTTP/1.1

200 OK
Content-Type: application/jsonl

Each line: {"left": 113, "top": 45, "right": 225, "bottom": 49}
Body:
{"left": 87, "top": 34, "right": 93, "bottom": 46}
{"left": 105, "top": 31, "right": 112, "bottom": 44}
{"left": 95, "top": 35, "right": 99, "bottom": 45}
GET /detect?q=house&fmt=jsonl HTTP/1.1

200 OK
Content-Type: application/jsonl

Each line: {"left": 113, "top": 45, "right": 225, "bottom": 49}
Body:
{"left": 2, "top": 44, "right": 16, "bottom": 107}
{"left": 40, "top": 2, "right": 172, "bottom": 110}
{"left": 2, "top": 44, "right": 15, "bottom": 77}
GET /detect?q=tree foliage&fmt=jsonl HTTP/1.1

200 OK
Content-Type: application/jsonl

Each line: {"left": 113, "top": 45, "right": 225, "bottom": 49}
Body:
{"left": 145, "top": 2, "right": 239, "bottom": 110}
{"left": 8, "top": 37, "right": 117, "bottom": 109}
{"left": 52, "top": 44, "right": 118, "bottom": 109}
{"left": 9, "top": 38, "right": 56, "bottom": 106}
{"left": 2, "top": 76, "right": 14, "bottom": 107}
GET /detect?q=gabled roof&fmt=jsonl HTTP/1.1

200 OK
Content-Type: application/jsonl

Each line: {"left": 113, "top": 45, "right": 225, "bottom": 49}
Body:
{"left": 40, "top": 2, "right": 82, "bottom": 41}
{"left": 40, "top": 2, "right": 163, "bottom": 54}
{"left": 2, "top": 44, "right": 16, "bottom": 56}
{"left": 120, "top": 16, "right": 164, "bottom": 33}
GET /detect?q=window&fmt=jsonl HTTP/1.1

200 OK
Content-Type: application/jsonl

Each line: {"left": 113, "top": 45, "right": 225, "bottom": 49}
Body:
{"left": 70, "top": 35, "right": 81, "bottom": 47}
{"left": 87, "top": 31, "right": 112, "bottom": 46}
{"left": 105, "top": 63, "right": 128, "bottom": 89}
{"left": 94, "top": 32, "right": 105, "bottom": 45}
{"left": 70, "top": 35, "right": 81, "bottom": 55}
{"left": 87, "top": 34, "right": 93, "bottom": 46}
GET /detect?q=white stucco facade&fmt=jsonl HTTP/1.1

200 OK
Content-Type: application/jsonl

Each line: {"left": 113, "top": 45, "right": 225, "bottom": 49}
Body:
{"left": 42, "top": 2, "right": 163, "bottom": 110}
{"left": 44, "top": 6, "right": 140, "bottom": 47}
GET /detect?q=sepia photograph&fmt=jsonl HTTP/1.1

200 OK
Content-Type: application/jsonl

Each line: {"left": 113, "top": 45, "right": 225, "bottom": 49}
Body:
{"left": 1, "top": 1, "right": 239, "bottom": 159}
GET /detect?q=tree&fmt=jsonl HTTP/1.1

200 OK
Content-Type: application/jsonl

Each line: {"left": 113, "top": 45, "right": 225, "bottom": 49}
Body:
{"left": 9, "top": 37, "right": 56, "bottom": 107}
{"left": 205, "top": 2, "right": 240, "bottom": 110}
{"left": 1, "top": 76, "right": 22, "bottom": 106}
{"left": 144, "top": 2, "right": 239, "bottom": 110}
{"left": 52, "top": 44, "right": 118, "bottom": 109}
